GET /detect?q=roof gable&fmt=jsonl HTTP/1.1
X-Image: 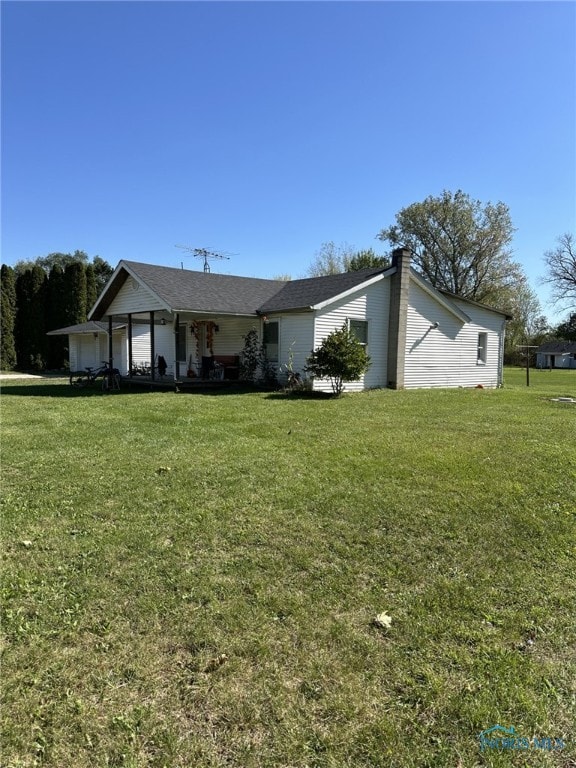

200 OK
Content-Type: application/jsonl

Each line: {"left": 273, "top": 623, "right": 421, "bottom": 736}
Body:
{"left": 90, "top": 260, "right": 287, "bottom": 319}
{"left": 410, "top": 271, "right": 471, "bottom": 323}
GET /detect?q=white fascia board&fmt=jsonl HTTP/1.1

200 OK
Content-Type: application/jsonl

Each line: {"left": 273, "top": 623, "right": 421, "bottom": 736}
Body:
{"left": 410, "top": 271, "right": 471, "bottom": 323}
{"left": 173, "top": 309, "right": 257, "bottom": 317}
{"left": 312, "top": 273, "right": 387, "bottom": 311}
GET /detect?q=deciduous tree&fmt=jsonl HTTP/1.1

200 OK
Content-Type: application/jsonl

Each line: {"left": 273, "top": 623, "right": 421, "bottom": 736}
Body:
{"left": 377, "top": 190, "right": 517, "bottom": 302}
{"left": 307, "top": 242, "right": 388, "bottom": 276}
{"left": 543, "top": 233, "right": 576, "bottom": 309}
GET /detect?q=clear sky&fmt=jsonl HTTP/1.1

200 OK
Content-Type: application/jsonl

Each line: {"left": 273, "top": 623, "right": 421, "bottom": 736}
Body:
{"left": 2, "top": 1, "right": 575, "bottom": 321}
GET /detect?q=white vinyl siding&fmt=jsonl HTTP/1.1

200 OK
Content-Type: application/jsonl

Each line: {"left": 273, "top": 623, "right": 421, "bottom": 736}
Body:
{"left": 404, "top": 281, "right": 504, "bottom": 388}
{"left": 212, "top": 318, "right": 257, "bottom": 356}
{"left": 177, "top": 316, "right": 256, "bottom": 372}
{"left": 70, "top": 334, "right": 101, "bottom": 371}
{"left": 274, "top": 313, "right": 314, "bottom": 382}
{"left": 106, "top": 278, "right": 164, "bottom": 315}
{"left": 312, "top": 279, "right": 389, "bottom": 392}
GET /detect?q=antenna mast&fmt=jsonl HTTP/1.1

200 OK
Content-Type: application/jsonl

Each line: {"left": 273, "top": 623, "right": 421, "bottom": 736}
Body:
{"left": 175, "top": 245, "right": 231, "bottom": 273}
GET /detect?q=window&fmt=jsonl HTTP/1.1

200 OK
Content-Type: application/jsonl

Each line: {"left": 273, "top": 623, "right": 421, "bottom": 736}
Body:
{"left": 349, "top": 319, "right": 368, "bottom": 346}
{"left": 477, "top": 332, "right": 487, "bottom": 364}
{"left": 176, "top": 324, "right": 187, "bottom": 361}
{"left": 263, "top": 321, "right": 279, "bottom": 362}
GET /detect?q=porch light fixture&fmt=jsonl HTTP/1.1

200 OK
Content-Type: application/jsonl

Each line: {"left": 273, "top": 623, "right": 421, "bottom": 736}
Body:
{"left": 214, "top": 324, "right": 219, "bottom": 332}
{"left": 160, "top": 318, "right": 166, "bottom": 326}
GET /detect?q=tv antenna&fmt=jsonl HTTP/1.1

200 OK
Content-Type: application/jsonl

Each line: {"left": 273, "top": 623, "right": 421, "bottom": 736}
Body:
{"left": 175, "top": 245, "right": 231, "bottom": 273}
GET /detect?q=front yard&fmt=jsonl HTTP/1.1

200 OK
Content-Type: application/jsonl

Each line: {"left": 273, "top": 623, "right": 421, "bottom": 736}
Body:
{"left": 1, "top": 369, "right": 574, "bottom": 767}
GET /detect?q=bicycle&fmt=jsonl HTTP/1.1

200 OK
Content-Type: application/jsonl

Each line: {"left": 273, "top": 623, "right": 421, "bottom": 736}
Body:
{"left": 69, "top": 361, "right": 121, "bottom": 390}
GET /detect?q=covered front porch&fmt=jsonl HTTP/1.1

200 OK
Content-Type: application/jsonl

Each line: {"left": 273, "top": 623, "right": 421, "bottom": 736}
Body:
{"left": 103, "top": 310, "right": 261, "bottom": 383}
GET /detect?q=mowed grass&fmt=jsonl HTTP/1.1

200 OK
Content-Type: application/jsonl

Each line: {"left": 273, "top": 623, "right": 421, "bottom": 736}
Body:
{"left": 1, "top": 369, "right": 575, "bottom": 767}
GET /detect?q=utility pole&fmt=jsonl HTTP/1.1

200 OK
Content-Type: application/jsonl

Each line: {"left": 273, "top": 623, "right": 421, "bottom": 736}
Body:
{"left": 516, "top": 344, "right": 538, "bottom": 387}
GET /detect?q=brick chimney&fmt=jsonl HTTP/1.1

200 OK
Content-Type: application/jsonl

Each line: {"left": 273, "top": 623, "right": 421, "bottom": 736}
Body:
{"left": 387, "top": 248, "right": 411, "bottom": 389}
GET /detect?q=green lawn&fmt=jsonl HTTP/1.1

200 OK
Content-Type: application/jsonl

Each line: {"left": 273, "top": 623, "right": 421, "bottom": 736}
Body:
{"left": 1, "top": 369, "right": 575, "bottom": 767}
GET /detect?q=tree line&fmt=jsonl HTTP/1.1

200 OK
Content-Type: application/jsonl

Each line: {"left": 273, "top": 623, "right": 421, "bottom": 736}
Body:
{"left": 0, "top": 252, "right": 113, "bottom": 371}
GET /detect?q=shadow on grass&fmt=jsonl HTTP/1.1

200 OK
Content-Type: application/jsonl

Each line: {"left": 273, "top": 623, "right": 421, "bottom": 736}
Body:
{"left": 265, "top": 390, "right": 336, "bottom": 400}
{"left": 0, "top": 383, "right": 130, "bottom": 398}
{"left": 0, "top": 381, "right": 283, "bottom": 398}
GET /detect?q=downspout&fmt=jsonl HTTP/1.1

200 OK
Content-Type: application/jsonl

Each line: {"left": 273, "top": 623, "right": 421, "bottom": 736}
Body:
{"left": 498, "top": 317, "right": 506, "bottom": 387}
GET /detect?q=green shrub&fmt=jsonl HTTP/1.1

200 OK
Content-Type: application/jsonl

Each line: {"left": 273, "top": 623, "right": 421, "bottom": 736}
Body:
{"left": 305, "top": 323, "right": 370, "bottom": 395}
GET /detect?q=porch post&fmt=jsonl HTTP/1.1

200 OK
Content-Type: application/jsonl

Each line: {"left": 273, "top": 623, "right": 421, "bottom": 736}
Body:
{"left": 174, "top": 313, "right": 180, "bottom": 380}
{"left": 128, "top": 314, "right": 133, "bottom": 378}
{"left": 108, "top": 315, "right": 114, "bottom": 388}
{"left": 150, "top": 311, "right": 155, "bottom": 381}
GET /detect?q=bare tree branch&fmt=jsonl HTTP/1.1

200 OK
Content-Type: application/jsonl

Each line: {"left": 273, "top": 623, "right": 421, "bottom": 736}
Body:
{"left": 543, "top": 233, "right": 576, "bottom": 309}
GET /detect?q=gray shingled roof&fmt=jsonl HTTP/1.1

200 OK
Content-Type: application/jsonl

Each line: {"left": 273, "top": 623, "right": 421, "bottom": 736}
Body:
{"left": 47, "top": 321, "right": 126, "bottom": 336}
{"left": 258, "top": 268, "right": 386, "bottom": 313}
{"left": 537, "top": 340, "right": 576, "bottom": 353}
{"left": 122, "top": 261, "right": 286, "bottom": 315}
{"left": 91, "top": 261, "right": 388, "bottom": 318}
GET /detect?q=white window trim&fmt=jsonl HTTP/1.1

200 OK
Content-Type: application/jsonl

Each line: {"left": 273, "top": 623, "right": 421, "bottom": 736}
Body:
{"left": 348, "top": 318, "right": 369, "bottom": 347}
{"left": 477, "top": 332, "right": 487, "bottom": 365}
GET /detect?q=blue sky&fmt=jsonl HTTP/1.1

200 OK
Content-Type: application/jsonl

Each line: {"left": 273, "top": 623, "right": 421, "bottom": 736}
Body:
{"left": 2, "top": 1, "right": 575, "bottom": 321}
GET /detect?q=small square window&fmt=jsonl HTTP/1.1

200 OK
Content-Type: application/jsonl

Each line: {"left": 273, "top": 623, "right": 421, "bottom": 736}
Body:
{"left": 349, "top": 319, "right": 368, "bottom": 345}
{"left": 477, "top": 332, "right": 487, "bottom": 364}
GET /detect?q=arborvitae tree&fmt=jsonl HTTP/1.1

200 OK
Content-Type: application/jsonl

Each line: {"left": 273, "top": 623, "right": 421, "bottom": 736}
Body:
{"left": 46, "top": 265, "right": 68, "bottom": 368}
{"left": 9, "top": 251, "right": 113, "bottom": 369}
{"left": 85, "top": 263, "right": 98, "bottom": 312}
{"left": 0, "top": 265, "right": 17, "bottom": 370}
{"left": 62, "top": 262, "right": 87, "bottom": 325}
{"left": 15, "top": 265, "right": 48, "bottom": 370}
